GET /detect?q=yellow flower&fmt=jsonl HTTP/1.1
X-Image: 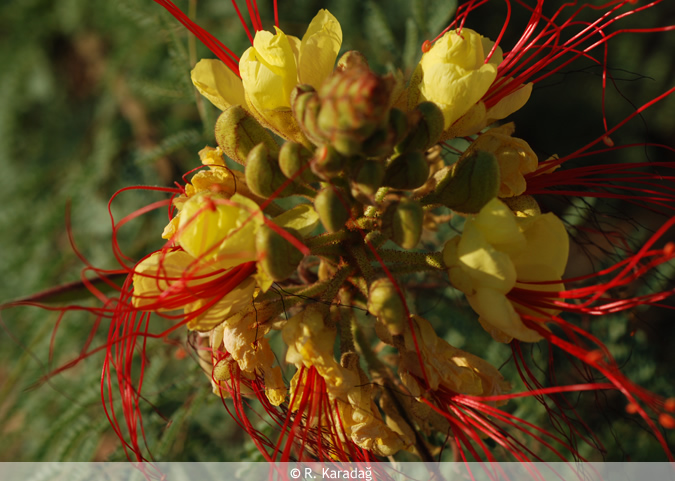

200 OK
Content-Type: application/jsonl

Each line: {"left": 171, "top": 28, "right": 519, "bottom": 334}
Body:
{"left": 408, "top": 28, "right": 532, "bottom": 137}
{"left": 192, "top": 10, "right": 342, "bottom": 143}
{"left": 398, "top": 315, "right": 510, "bottom": 398}
{"left": 131, "top": 249, "right": 256, "bottom": 331}
{"left": 282, "top": 308, "right": 406, "bottom": 456}
{"left": 210, "top": 314, "right": 287, "bottom": 406}
{"left": 177, "top": 191, "right": 264, "bottom": 267}
{"left": 283, "top": 307, "right": 356, "bottom": 398}
{"left": 443, "top": 198, "right": 568, "bottom": 342}
{"left": 464, "top": 123, "right": 538, "bottom": 197}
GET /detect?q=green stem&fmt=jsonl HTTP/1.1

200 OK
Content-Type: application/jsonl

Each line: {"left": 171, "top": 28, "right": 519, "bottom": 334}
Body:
{"left": 310, "top": 245, "right": 347, "bottom": 258}
{"left": 337, "top": 290, "right": 356, "bottom": 354}
{"left": 320, "top": 264, "right": 354, "bottom": 303}
{"left": 304, "top": 230, "right": 353, "bottom": 249}
{"left": 348, "top": 244, "right": 376, "bottom": 284}
{"left": 373, "top": 249, "right": 444, "bottom": 270}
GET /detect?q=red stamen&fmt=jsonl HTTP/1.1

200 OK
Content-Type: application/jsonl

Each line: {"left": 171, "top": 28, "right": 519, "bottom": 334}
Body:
{"left": 153, "top": 0, "right": 241, "bottom": 76}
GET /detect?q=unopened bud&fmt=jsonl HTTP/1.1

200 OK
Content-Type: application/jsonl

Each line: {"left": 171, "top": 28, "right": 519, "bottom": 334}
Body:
{"left": 311, "top": 144, "right": 346, "bottom": 180}
{"left": 314, "top": 186, "right": 350, "bottom": 233}
{"left": 256, "top": 225, "right": 304, "bottom": 282}
{"left": 396, "top": 102, "right": 444, "bottom": 153}
{"left": 291, "top": 85, "right": 324, "bottom": 145}
{"left": 279, "top": 141, "right": 319, "bottom": 184}
{"left": 352, "top": 159, "right": 385, "bottom": 197}
{"left": 317, "top": 68, "right": 391, "bottom": 156}
{"left": 215, "top": 105, "right": 279, "bottom": 165}
{"left": 388, "top": 108, "right": 409, "bottom": 146}
{"left": 368, "top": 278, "right": 407, "bottom": 335}
{"left": 382, "top": 198, "right": 424, "bottom": 249}
{"left": 382, "top": 151, "right": 430, "bottom": 190}
{"left": 424, "top": 150, "right": 500, "bottom": 213}
{"left": 245, "top": 143, "right": 311, "bottom": 198}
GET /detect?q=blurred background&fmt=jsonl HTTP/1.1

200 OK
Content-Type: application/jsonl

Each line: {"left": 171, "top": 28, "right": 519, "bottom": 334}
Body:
{"left": 0, "top": 0, "right": 673, "bottom": 462}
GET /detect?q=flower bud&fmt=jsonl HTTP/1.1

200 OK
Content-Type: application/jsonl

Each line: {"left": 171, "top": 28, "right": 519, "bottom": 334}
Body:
{"left": 314, "top": 186, "right": 350, "bottom": 233}
{"left": 317, "top": 67, "right": 391, "bottom": 156}
{"left": 245, "top": 143, "right": 311, "bottom": 198}
{"left": 279, "top": 141, "right": 319, "bottom": 184}
{"left": 424, "top": 150, "right": 500, "bottom": 213}
{"left": 291, "top": 85, "right": 324, "bottom": 145}
{"left": 215, "top": 105, "right": 279, "bottom": 165}
{"left": 311, "top": 144, "right": 346, "bottom": 180}
{"left": 256, "top": 225, "right": 304, "bottom": 282}
{"left": 464, "top": 123, "right": 538, "bottom": 197}
{"left": 351, "top": 159, "right": 385, "bottom": 197}
{"left": 382, "top": 151, "right": 430, "bottom": 190}
{"left": 368, "top": 278, "right": 407, "bottom": 335}
{"left": 388, "top": 108, "right": 409, "bottom": 146}
{"left": 382, "top": 198, "right": 424, "bottom": 249}
{"left": 395, "top": 102, "right": 444, "bottom": 153}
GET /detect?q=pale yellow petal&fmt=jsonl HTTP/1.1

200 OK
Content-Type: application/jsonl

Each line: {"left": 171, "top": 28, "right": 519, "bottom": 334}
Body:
{"left": 458, "top": 221, "right": 517, "bottom": 294}
{"left": 486, "top": 82, "right": 533, "bottom": 121}
{"left": 272, "top": 203, "right": 319, "bottom": 236}
{"left": 298, "top": 9, "right": 342, "bottom": 89}
{"left": 241, "top": 28, "right": 297, "bottom": 112}
{"left": 185, "top": 277, "right": 256, "bottom": 331}
{"left": 512, "top": 212, "right": 569, "bottom": 279}
{"left": 132, "top": 250, "right": 194, "bottom": 309}
{"left": 191, "top": 59, "right": 245, "bottom": 111}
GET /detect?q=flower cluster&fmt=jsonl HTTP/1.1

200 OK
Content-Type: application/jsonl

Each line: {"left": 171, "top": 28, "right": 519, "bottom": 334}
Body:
{"left": 19, "top": 0, "right": 675, "bottom": 464}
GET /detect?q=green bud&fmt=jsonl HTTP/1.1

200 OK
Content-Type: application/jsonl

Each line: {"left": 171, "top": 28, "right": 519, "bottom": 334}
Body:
{"left": 351, "top": 159, "right": 385, "bottom": 197}
{"left": 388, "top": 108, "right": 409, "bottom": 146}
{"left": 382, "top": 198, "right": 424, "bottom": 250}
{"left": 317, "top": 68, "right": 391, "bottom": 156}
{"left": 291, "top": 85, "right": 324, "bottom": 145}
{"left": 395, "top": 102, "right": 444, "bottom": 154}
{"left": 382, "top": 151, "right": 430, "bottom": 190}
{"left": 279, "top": 141, "right": 319, "bottom": 184}
{"left": 245, "top": 143, "right": 312, "bottom": 198}
{"left": 314, "top": 186, "right": 350, "bottom": 233}
{"left": 215, "top": 105, "right": 279, "bottom": 165}
{"left": 256, "top": 225, "right": 304, "bottom": 282}
{"left": 424, "top": 150, "right": 500, "bottom": 213}
{"left": 368, "top": 278, "right": 406, "bottom": 336}
{"left": 361, "top": 125, "right": 394, "bottom": 158}
{"left": 311, "top": 144, "right": 345, "bottom": 180}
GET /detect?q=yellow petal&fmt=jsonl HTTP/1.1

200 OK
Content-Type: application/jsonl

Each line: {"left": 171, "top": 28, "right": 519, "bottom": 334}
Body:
{"left": 191, "top": 59, "right": 245, "bottom": 111}
{"left": 472, "top": 198, "right": 526, "bottom": 254}
{"left": 458, "top": 220, "right": 517, "bottom": 294}
{"left": 272, "top": 203, "right": 319, "bottom": 236}
{"left": 421, "top": 63, "right": 497, "bottom": 129}
{"left": 178, "top": 192, "right": 263, "bottom": 266}
{"left": 469, "top": 287, "right": 542, "bottom": 342}
{"left": 298, "top": 9, "right": 342, "bottom": 89}
{"left": 486, "top": 82, "right": 533, "bottom": 122}
{"left": 512, "top": 212, "right": 569, "bottom": 279}
{"left": 185, "top": 277, "right": 256, "bottom": 331}
{"left": 132, "top": 250, "right": 193, "bottom": 309}
{"left": 241, "top": 28, "right": 297, "bottom": 112}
